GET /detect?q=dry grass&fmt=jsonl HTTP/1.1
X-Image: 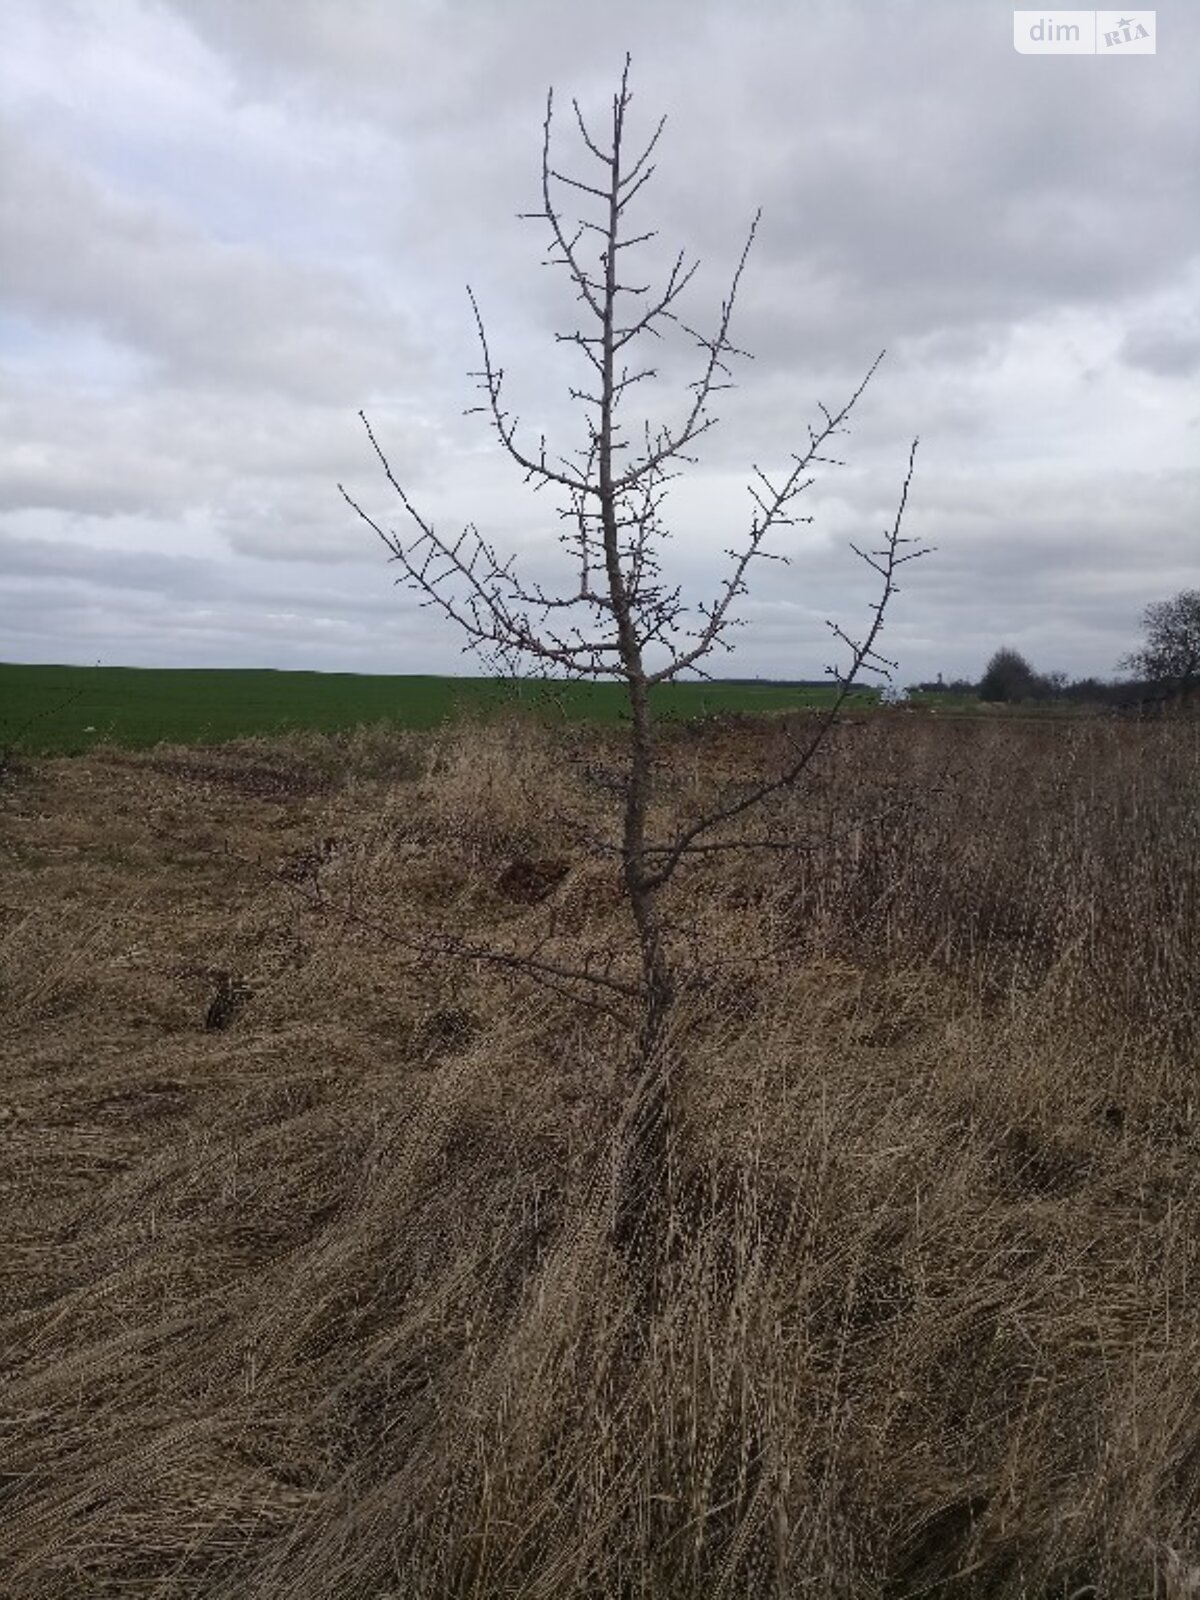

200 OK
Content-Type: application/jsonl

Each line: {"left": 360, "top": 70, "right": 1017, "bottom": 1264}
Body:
{"left": 1, "top": 710, "right": 1198, "bottom": 1597}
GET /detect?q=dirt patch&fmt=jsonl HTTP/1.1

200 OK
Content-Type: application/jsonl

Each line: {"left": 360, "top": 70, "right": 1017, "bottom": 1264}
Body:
{"left": 145, "top": 752, "right": 333, "bottom": 800}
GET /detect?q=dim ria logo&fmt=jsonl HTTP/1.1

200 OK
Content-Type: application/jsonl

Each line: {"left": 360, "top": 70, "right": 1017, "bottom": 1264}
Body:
{"left": 1014, "top": 10, "right": 1156, "bottom": 53}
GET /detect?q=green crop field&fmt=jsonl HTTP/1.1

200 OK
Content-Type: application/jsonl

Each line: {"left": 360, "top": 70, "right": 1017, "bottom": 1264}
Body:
{"left": 0, "top": 664, "right": 875, "bottom": 756}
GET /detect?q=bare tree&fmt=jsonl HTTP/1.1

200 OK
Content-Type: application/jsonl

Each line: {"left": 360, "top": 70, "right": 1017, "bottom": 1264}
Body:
{"left": 1120, "top": 589, "right": 1200, "bottom": 706}
{"left": 341, "top": 57, "right": 924, "bottom": 1282}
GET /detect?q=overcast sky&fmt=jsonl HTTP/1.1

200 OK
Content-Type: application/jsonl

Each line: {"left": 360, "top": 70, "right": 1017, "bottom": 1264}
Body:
{"left": 2, "top": 0, "right": 1197, "bottom": 685}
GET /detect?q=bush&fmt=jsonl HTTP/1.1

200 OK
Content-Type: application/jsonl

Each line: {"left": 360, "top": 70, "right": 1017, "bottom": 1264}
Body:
{"left": 979, "top": 648, "right": 1041, "bottom": 702}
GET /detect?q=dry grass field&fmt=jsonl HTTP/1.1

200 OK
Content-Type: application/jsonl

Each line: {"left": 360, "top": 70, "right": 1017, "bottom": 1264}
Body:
{"left": 1, "top": 710, "right": 1198, "bottom": 1597}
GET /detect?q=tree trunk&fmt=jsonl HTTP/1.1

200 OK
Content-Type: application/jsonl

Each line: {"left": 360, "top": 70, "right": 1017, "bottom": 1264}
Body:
{"left": 611, "top": 867, "right": 676, "bottom": 1307}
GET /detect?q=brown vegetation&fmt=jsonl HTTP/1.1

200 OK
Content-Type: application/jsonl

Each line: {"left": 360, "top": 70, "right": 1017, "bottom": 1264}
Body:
{"left": 1, "top": 711, "right": 1198, "bottom": 1597}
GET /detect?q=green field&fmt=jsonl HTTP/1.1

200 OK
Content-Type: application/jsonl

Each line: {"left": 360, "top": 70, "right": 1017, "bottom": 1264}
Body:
{"left": 0, "top": 664, "right": 874, "bottom": 756}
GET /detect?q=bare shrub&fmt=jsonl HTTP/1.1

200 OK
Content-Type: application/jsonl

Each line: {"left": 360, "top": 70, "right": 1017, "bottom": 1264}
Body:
{"left": 340, "top": 60, "right": 925, "bottom": 1283}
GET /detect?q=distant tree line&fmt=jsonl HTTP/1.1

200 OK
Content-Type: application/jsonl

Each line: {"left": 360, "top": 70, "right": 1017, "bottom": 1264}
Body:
{"left": 907, "top": 590, "right": 1200, "bottom": 713}
{"left": 711, "top": 677, "right": 870, "bottom": 689}
{"left": 906, "top": 674, "right": 978, "bottom": 696}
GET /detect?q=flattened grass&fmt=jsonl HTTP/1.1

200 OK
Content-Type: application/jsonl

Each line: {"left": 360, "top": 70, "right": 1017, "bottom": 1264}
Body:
{"left": 2, "top": 711, "right": 1197, "bottom": 1595}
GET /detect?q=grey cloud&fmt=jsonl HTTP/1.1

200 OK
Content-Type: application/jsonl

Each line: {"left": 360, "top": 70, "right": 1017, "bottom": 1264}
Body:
{"left": 1120, "top": 324, "right": 1200, "bottom": 377}
{"left": 0, "top": 379, "right": 453, "bottom": 549}
{"left": 1, "top": 0, "right": 1197, "bottom": 684}
{"left": 0, "top": 525, "right": 456, "bottom": 670}
{"left": 0, "top": 122, "right": 417, "bottom": 405}
{"left": 0, "top": 530, "right": 219, "bottom": 595}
